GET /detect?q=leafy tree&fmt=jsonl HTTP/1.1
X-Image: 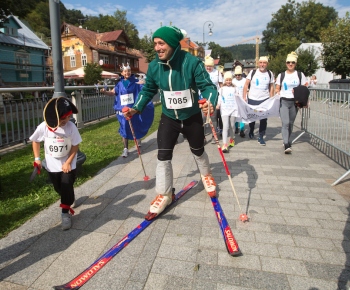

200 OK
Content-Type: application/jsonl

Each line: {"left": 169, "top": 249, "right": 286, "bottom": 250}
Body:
{"left": 262, "top": 0, "right": 337, "bottom": 57}
{"left": 320, "top": 12, "right": 350, "bottom": 79}
{"left": 83, "top": 10, "right": 140, "bottom": 49}
{"left": 84, "top": 63, "right": 102, "bottom": 85}
{"left": 295, "top": 47, "right": 319, "bottom": 77}
{"left": 139, "top": 32, "right": 156, "bottom": 63}
{"left": 207, "top": 42, "right": 233, "bottom": 66}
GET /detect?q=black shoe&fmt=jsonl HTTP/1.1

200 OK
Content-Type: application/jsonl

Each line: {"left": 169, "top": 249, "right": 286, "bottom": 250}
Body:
{"left": 249, "top": 132, "right": 254, "bottom": 139}
{"left": 235, "top": 128, "right": 239, "bottom": 134}
{"left": 240, "top": 130, "right": 245, "bottom": 138}
{"left": 284, "top": 144, "right": 292, "bottom": 154}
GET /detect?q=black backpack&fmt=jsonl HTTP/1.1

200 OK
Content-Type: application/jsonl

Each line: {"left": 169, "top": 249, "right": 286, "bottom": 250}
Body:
{"left": 280, "top": 71, "right": 310, "bottom": 107}
{"left": 248, "top": 69, "right": 272, "bottom": 89}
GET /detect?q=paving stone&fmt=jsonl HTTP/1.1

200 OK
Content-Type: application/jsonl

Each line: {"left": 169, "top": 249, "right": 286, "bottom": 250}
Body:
{"left": 255, "top": 232, "right": 295, "bottom": 246}
{"left": 270, "top": 224, "right": 310, "bottom": 236}
{"left": 278, "top": 245, "right": 323, "bottom": 262}
{"left": 239, "top": 269, "right": 290, "bottom": 289}
{"left": 157, "top": 243, "right": 198, "bottom": 262}
{"left": 260, "top": 256, "right": 308, "bottom": 276}
{"left": 287, "top": 275, "right": 339, "bottom": 290}
{"left": 293, "top": 236, "right": 336, "bottom": 250}
{"left": 304, "top": 261, "right": 348, "bottom": 281}
{"left": 144, "top": 273, "right": 193, "bottom": 290}
{"left": 194, "top": 263, "right": 240, "bottom": 285}
{"left": 151, "top": 257, "right": 196, "bottom": 279}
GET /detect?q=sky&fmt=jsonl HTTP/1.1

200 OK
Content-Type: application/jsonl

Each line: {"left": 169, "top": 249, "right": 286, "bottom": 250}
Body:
{"left": 61, "top": 0, "right": 350, "bottom": 48}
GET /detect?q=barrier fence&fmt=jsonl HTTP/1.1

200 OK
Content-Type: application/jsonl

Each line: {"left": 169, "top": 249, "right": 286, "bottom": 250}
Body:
{"left": 0, "top": 85, "right": 160, "bottom": 148}
{"left": 1, "top": 85, "right": 349, "bottom": 186}
{"left": 0, "top": 85, "right": 115, "bottom": 147}
{"left": 293, "top": 88, "right": 350, "bottom": 185}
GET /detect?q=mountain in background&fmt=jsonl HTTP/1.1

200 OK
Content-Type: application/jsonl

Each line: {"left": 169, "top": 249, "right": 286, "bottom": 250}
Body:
{"left": 225, "top": 43, "right": 266, "bottom": 60}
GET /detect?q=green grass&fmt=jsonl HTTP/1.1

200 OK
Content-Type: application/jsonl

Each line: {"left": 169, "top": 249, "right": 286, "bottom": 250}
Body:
{"left": 0, "top": 103, "right": 162, "bottom": 238}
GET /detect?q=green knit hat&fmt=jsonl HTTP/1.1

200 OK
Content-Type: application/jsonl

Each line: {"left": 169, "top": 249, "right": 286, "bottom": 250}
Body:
{"left": 152, "top": 26, "right": 186, "bottom": 48}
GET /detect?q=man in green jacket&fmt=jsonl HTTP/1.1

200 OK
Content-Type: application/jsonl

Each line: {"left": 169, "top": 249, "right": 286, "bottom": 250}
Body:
{"left": 123, "top": 26, "right": 218, "bottom": 220}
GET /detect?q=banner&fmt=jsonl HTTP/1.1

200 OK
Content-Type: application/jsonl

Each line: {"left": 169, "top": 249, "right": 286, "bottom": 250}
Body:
{"left": 235, "top": 95, "right": 280, "bottom": 123}
{"left": 205, "top": 49, "right": 212, "bottom": 56}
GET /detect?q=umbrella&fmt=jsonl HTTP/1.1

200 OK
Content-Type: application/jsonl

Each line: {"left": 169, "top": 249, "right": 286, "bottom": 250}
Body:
{"left": 64, "top": 67, "right": 119, "bottom": 79}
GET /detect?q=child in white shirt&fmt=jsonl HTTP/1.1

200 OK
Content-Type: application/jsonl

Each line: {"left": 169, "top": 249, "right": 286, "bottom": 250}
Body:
{"left": 216, "top": 71, "right": 238, "bottom": 153}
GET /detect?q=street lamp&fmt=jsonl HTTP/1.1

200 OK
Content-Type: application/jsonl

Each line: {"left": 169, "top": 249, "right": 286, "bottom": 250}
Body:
{"left": 202, "top": 21, "right": 214, "bottom": 47}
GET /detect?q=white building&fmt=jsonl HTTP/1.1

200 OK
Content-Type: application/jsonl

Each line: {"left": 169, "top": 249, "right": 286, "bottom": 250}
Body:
{"left": 297, "top": 43, "right": 341, "bottom": 87}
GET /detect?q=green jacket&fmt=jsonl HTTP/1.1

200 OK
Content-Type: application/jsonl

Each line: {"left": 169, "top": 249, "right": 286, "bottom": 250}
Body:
{"left": 133, "top": 45, "right": 218, "bottom": 120}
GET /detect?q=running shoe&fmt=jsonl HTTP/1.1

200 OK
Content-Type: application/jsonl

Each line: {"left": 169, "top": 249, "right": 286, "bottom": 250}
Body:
{"left": 122, "top": 148, "right": 128, "bottom": 158}
{"left": 229, "top": 138, "right": 235, "bottom": 147}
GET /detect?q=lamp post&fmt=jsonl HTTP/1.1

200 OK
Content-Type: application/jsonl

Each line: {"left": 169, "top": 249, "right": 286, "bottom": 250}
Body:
{"left": 202, "top": 21, "right": 214, "bottom": 48}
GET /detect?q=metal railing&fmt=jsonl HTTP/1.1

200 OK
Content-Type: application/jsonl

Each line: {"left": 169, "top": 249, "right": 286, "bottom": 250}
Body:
{"left": 293, "top": 88, "right": 350, "bottom": 185}
{"left": 0, "top": 85, "right": 115, "bottom": 147}
{"left": 0, "top": 85, "right": 161, "bottom": 148}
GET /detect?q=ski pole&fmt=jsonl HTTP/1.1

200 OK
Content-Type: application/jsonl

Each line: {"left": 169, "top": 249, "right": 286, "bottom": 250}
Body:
{"left": 122, "top": 107, "right": 149, "bottom": 181}
{"left": 198, "top": 99, "right": 248, "bottom": 222}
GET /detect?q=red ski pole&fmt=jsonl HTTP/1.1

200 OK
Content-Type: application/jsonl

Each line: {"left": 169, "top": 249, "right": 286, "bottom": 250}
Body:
{"left": 122, "top": 107, "right": 149, "bottom": 181}
{"left": 198, "top": 99, "right": 248, "bottom": 222}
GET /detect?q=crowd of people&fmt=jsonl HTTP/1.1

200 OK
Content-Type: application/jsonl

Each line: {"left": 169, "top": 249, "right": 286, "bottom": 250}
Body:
{"left": 32, "top": 25, "right": 311, "bottom": 230}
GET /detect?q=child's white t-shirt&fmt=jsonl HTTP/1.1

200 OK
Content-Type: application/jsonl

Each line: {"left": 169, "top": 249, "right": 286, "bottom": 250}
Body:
{"left": 30, "top": 121, "right": 82, "bottom": 172}
{"left": 218, "top": 86, "right": 238, "bottom": 117}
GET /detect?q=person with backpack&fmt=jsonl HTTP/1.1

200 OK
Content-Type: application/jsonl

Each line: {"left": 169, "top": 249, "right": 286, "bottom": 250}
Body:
{"left": 275, "top": 51, "right": 308, "bottom": 154}
{"left": 243, "top": 56, "right": 275, "bottom": 145}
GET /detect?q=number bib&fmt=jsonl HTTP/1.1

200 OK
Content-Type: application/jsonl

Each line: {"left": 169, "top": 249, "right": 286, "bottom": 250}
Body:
{"left": 163, "top": 89, "right": 193, "bottom": 109}
{"left": 120, "top": 93, "right": 134, "bottom": 106}
{"left": 44, "top": 137, "right": 72, "bottom": 158}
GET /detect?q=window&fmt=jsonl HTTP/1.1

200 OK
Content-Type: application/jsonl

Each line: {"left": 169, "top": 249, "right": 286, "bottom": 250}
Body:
{"left": 115, "top": 57, "right": 118, "bottom": 68}
{"left": 15, "top": 52, "right": 30, "bottom": 70}
{"left": 70, "top": 55, "right": 76, "bottom": 68}
{"left": 100, "top": 54, "right": 109, "bottom": 64}
{"left": 81, "top": 54, "right": 87, "bottom": 66}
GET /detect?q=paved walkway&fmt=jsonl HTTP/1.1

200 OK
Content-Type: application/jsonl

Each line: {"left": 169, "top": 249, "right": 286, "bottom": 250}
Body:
{"left": 0, "top": 116, "right": 349, "bottom": 290}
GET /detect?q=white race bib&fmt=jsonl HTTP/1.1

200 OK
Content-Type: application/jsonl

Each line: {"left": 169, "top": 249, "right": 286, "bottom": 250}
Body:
{"left": 45, "top": 137, "right": 71, "bottom": 158}
{"left": 163, "top": 89, "right": 193, "bottom": 109}
{"left": 120, "top": 93, "right": 134, "bottom": 106}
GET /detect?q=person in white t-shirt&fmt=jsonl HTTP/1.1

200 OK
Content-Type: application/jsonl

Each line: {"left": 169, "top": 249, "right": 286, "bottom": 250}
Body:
{"left": 30, "top": 97, "right": 82, "bottom": 230}
{"left": 204, "top": 55, "right": 223, "bottom": 143}
{"left": 243, "top": 56, "right": 275, "bottom": 146}
{"left": 232, "top": 66, "right": 246, "bottom": 138}
{"left": 275, "top": 52, "right": 307, "bottom": 154}
{"left": 216, "top": 71, "right": 238, "bottom": 153}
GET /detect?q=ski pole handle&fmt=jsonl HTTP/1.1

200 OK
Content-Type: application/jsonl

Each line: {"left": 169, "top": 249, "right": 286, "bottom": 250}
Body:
{"left": 122, "top": 106, "right": 132, "bottom": 120}
{"left": 198, "top": 99, "right": 213, "bottom": 116}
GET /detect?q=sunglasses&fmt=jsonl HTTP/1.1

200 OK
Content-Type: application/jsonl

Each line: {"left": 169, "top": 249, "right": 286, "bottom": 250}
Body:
{"left": 235, "top": 74, "right": 242, "bottom": 76}
{"left": 286, "top": 61, "right": 296, "bottom": 64}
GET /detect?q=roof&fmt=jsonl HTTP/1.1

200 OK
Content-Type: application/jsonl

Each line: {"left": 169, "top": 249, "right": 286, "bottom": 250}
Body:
{"left": 180, "top": 38, "right": 200, "bottom": 49}
{"left": 0, "top": 15, "right": 49, "bottom": 50}
{"left": 62, "top": 24, "right": 130, "bottom": 52}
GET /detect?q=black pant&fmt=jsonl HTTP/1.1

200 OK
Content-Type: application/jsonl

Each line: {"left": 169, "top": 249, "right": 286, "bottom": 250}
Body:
{"left": 48, "top": 170, "right": 76, "bottom": 207}
{"left": 157, "top": 112, "right": 205, "bottom": 160}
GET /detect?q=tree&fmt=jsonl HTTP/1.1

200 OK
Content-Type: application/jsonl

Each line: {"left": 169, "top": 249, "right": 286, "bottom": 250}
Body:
{"left": 207, "top": 42, "right": 233, "bottom": 66}
{"left": 320, "top": 13, "right": 350, "bottom": 79}
{"left": 139, "top": 32, "right": 156, "bottom": 63}
{"left": 262, "top": 0, "right": 337, "bottom": 57}
{"left": 83, "top": 10, "right": 140, "bottom": 49}
{"left": 84, "top": 63, "right": 102, "bottom": 85}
